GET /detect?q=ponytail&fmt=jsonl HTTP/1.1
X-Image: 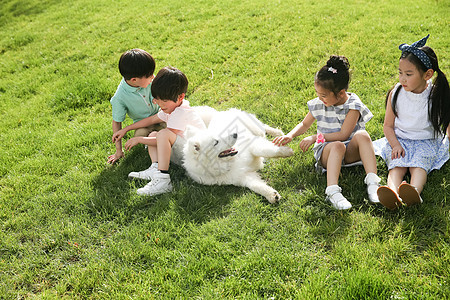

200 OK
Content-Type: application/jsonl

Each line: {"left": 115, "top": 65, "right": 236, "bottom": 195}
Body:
{"left": 429, "top": 67, "right": 450, "bottom": 136}
{"left": 422, "top": 47, "right": 450, "bottom": 136}
{"left": 386, "top": 84, "right": 402, "bottom": 117}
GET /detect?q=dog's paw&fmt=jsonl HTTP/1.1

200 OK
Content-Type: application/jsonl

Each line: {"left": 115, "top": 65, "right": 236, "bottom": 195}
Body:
{"left": 264, "top": 126, "right": 284, "bottom": 137}
{"left": 277, "top": 146, "right": 294, "bottom": 157}
{"left": 267, "top": 191, "right": 281, "bottom": 203}
{"left": 271, "top": 128, "right": 284, "bottom": 137}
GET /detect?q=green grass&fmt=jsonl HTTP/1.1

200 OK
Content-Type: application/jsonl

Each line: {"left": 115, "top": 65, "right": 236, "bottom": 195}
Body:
{"left": 1, "top": 0, "right": 449, "bottom": 298}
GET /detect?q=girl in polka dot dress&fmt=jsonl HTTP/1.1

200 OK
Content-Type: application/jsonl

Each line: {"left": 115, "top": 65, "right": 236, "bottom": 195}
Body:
{"left": 374, "top": 35, "right": 450, "bottom": 209}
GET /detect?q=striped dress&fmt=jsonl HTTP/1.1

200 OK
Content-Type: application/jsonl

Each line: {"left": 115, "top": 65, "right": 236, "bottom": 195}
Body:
{"left": 307, "top": 93, "right": 373, "bottom": 172}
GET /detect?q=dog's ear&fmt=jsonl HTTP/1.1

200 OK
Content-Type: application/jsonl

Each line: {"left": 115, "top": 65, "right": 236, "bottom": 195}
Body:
{"left": 187, "top": 139, "right": 200, "bottom": 154}
{"left": 186, "top": 138, "right": 201, "bottom": 154}
{"left": 185, "top": 125, "right": 200, "bottom": 139}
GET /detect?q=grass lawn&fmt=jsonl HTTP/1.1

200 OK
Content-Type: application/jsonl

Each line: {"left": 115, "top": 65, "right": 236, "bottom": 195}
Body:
{"left": 1, "top": 0, "right": 449, "bottom": 298}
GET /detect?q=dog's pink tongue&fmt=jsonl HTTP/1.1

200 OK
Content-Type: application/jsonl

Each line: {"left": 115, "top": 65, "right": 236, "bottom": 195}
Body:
{"left": 219, "top": 148, "right": 238, "bottom": 157}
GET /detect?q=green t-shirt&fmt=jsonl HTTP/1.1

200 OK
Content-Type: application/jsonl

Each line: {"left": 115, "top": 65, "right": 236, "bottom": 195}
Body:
{"left": 110, "top": 78, "right": 160, "bottom": 123}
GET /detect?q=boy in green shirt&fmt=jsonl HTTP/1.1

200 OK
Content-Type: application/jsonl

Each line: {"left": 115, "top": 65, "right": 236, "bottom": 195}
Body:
{"left": 108, "top": 49, "right": 164, "bottom": 164}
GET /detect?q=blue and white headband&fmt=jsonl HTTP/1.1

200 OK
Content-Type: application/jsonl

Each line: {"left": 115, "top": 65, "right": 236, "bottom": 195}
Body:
{"left": 398, "top": 34, "right": 433, "bottom": 70}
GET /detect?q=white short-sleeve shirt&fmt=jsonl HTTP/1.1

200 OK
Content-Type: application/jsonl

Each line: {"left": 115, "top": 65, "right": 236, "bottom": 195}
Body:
{"left": 157, "top": 100, "right": 206, "bottom": 136}
{"left": 393, "top": 81, "right": 435, "bottom": 140}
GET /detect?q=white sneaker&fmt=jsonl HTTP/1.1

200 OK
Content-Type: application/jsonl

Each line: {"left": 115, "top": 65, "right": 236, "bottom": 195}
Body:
{"left": 364, "top": 173, "right": 381, "bottom": 204}
{"left": 128, "top": 163, "right": 158, "bottom": 181}
{"left": 325, "top": 185, "right": 352, "bottom": 210}
{"left": 136, "top": 171, "right": 172, "bottom": 196}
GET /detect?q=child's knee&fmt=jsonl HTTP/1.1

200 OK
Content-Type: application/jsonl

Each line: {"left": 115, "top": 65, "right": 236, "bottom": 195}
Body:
{"left": 329, "top": 141, "right": 346, "bottom": 152}
{"left": 409, "top": 167, "right": 427, "bottom": 176}
{"left": 353, "top": 130, "right": 371, "bottom": 142}
{"left": 156, "top": 128, "right": 177, "bottom": 142}
{"left": 325, "top": 141, "right": 346, "bottom": 156}
{"left": 390, "top": 167, "right": 408, "bottom": 176}
{"left": 148, "top": 131, "right": 158, "bottom": 137}
{"left": 156, "top": 128, "right": 171, "bottom": 136}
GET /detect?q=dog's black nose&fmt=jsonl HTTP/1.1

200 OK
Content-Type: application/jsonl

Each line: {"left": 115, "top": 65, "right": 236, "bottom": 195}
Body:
{"left": 232, "top": 133, "right": 238, "bottom": 139}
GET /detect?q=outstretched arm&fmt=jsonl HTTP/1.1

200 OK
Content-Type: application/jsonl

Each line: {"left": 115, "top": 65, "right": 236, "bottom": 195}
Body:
{"left": 112, "top": 114, "right": 163, "bottom": 143}
{"left": 124, "top": 136, "right": 157, "bottom": 151}
{"left": 273, "top": 112, "right": 315, "bottom": 146}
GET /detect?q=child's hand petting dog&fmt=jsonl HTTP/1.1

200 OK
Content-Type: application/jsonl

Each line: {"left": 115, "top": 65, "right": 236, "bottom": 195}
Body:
{"left": 272, "top": 135, "right": 292, "bottom": 146}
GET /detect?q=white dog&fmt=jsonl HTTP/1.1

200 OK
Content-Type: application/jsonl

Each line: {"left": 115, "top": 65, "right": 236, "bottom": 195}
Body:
{"left": 177, "top": 107, "right": 293, "bottom": 203}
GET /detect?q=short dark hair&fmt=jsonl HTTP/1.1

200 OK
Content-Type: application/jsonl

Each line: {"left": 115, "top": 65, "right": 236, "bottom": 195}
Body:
{"left": 118, "top": 49, "right": 155, "bottom": 80}
{"left": 151, "top": 67, "right": 188, "bottom": 102}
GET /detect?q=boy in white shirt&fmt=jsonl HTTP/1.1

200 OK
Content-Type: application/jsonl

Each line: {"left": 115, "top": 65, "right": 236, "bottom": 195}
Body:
{"left": 112, "top": 67, "right": 206, "bottom": 196}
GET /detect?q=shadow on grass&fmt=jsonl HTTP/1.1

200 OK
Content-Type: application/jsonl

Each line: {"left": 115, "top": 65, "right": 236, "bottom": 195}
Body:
{"left": 89, "top": 145, "right": 241, "bottom": 224}
{"left": 375, "top": 166, "right": 449, "bottom": 250}
{"left": 0, "top": 0, "right": 60, "bottom": 27}
{"left": 88, "top": 147, "right": 148, "bottom": 221}
{"left": 366, "top": 163, "right": 450, "bottom": 250}
{"left": 300, "top": 162, "right": 449, "bottom": 254}
{"left": 129, "top": 164, "right": 242, "bottom": 224}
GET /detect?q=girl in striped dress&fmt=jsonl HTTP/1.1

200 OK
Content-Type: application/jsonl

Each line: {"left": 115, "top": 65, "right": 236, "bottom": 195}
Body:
{"left": 273, "top": 55, "right": 380, "bottom": 210}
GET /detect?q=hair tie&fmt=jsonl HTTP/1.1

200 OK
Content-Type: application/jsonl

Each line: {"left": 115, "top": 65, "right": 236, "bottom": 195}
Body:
{"left": 398, "top": 34, "right": 432, "bottom": 70}
{"left": 328, "top": 66, "right": 337, "bottom": 74}
{"left": 316, "top": 132, "right": 325, "bottom": 144}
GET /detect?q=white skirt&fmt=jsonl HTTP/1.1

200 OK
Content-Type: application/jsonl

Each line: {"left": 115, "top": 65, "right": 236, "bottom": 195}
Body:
{"left": 373, "top": 136, "right": 449, "bottom": 173}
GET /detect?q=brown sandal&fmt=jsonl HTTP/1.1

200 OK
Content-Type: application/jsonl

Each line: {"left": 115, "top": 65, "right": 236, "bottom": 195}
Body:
{"left": 398, "top": 182, "right": 423, "bottom": 206}
{"left": 377, "top": 186, "right": 403, "bottom": 210}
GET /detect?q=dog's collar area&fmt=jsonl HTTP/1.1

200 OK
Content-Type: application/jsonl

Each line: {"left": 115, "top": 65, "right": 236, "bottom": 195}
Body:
{"left": 218, "top": 148, "right": 238, "bottom": 158}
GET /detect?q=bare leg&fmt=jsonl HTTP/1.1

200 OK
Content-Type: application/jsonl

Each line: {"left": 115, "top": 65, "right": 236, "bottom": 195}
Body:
{"left": 321, "top": 142, "right": 346, "bottom": 186}
{"left": 344, "top": 131, "right": 382, "bottom": 203}
{"left": 156, "top": 129, "right": 177, "bottom": 171}
{"left": 344, "top": 130, "right": 377, "bottom": 174}
{"left": 409, "top": 167, "right": 427, "bottom": 193}
{"left": 128, "top": 131, "right": 159, "bottom": 181}
{"left": 387, "top": 167, "right": 408, "bottom": 193}
{"left": 147, "top": 131, "right": 158, "bottom": 162}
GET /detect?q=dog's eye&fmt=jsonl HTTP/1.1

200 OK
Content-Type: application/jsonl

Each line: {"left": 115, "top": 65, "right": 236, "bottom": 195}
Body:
{"left": 213, "top": 140, "right": 219, "bottom": 146}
